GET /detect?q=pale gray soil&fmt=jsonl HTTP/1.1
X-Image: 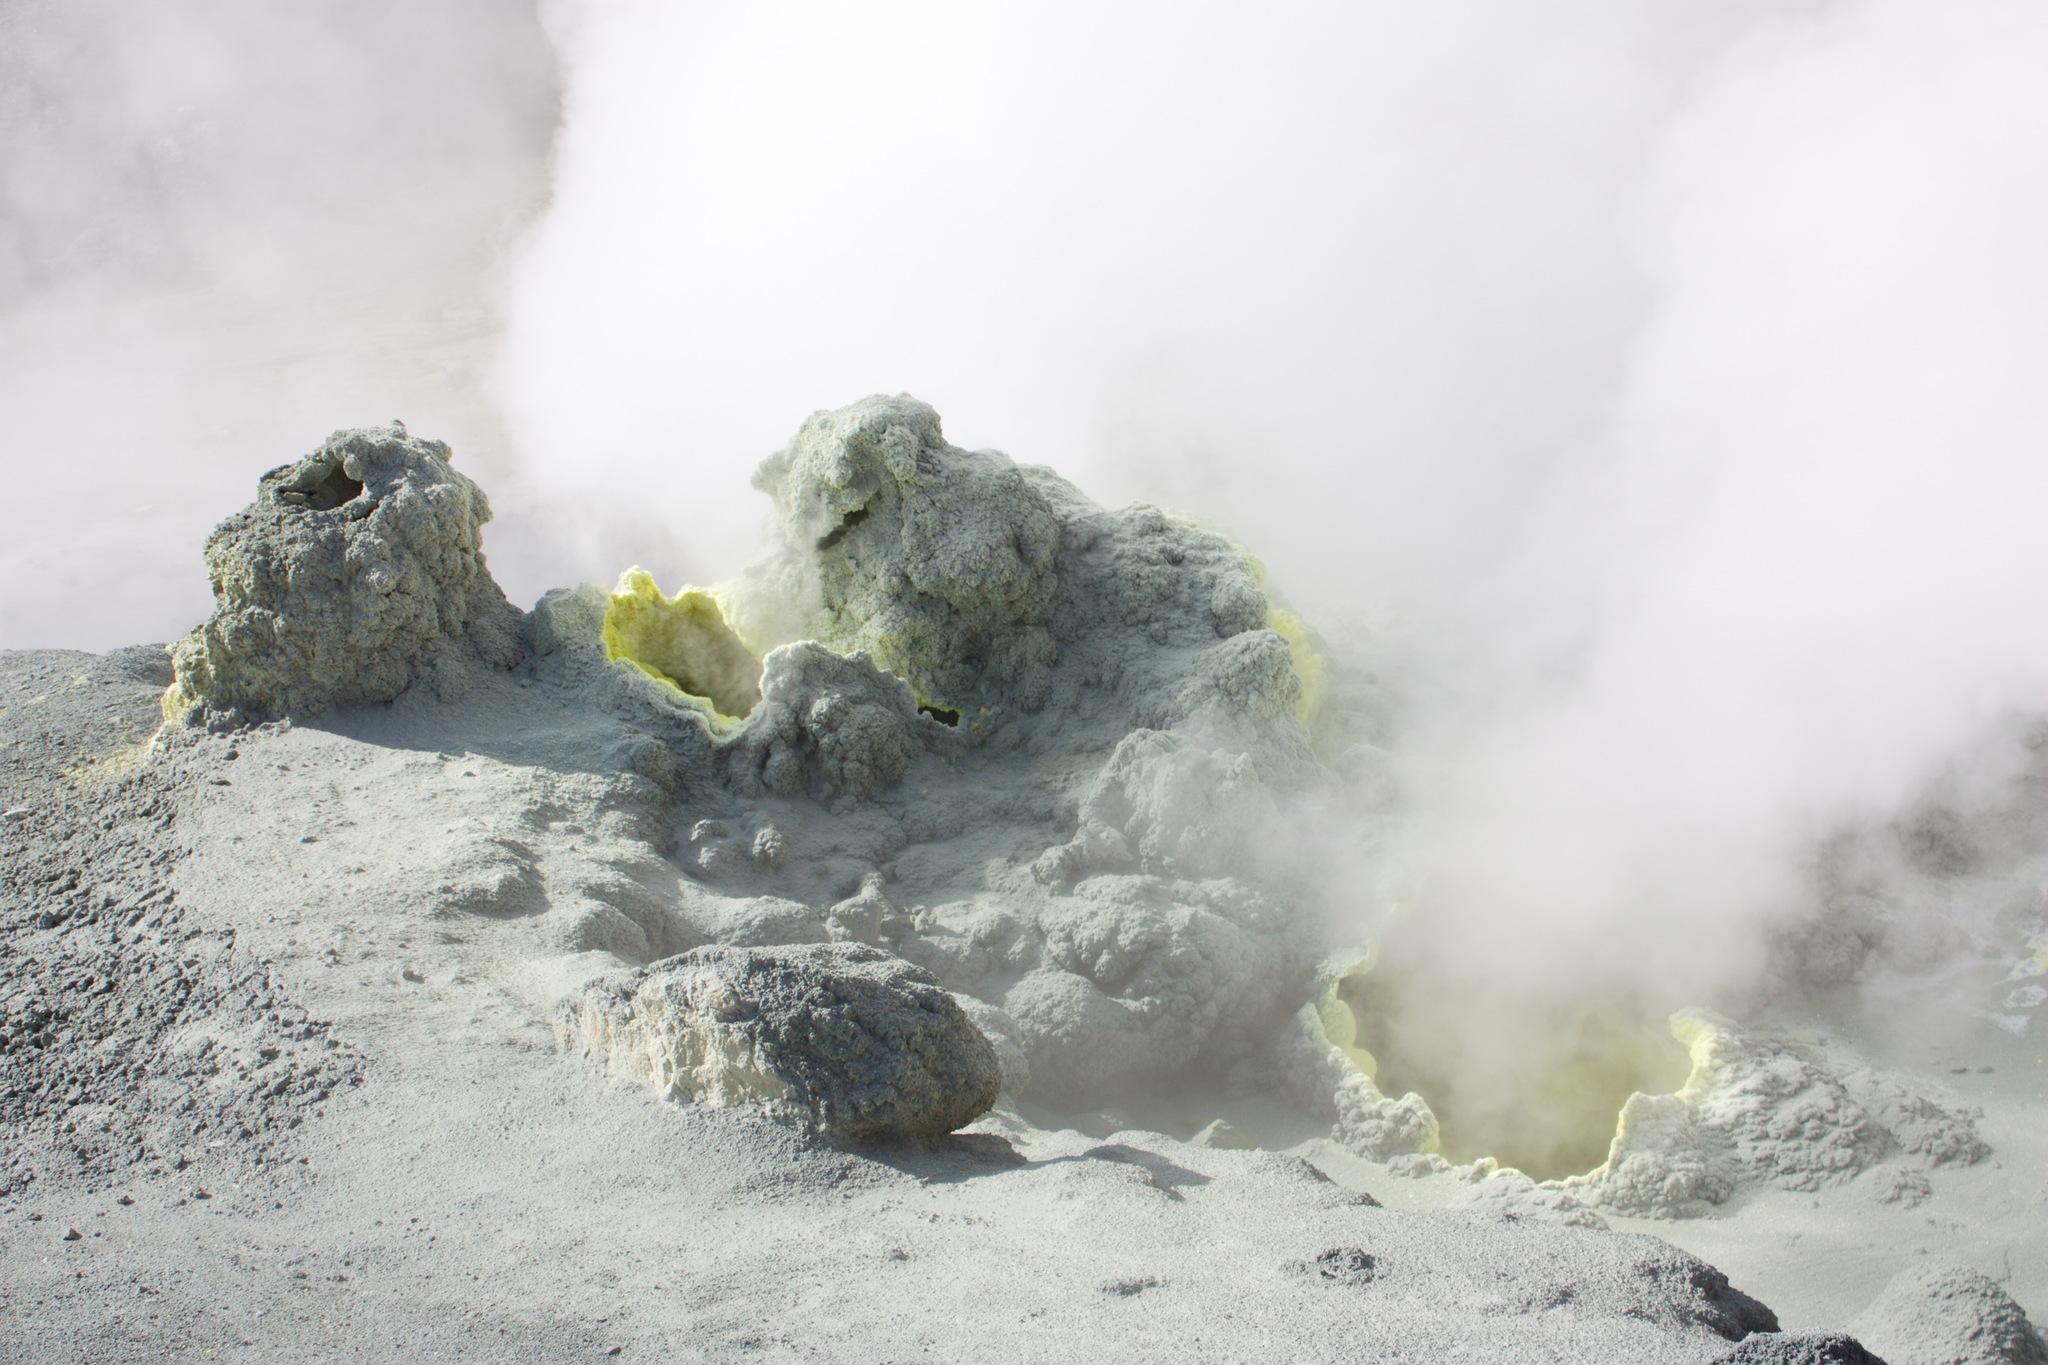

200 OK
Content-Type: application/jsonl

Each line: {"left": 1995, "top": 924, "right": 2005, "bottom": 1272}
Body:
{"left": 0, "top": 647, "right": 1799, "bottom": 1365}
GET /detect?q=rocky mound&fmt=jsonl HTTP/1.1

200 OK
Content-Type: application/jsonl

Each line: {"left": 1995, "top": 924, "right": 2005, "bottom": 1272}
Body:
{"left": 510, "top": 394, "right": 1390, "bottom": 1118}
{"left": 162, "top": 421, "right": 522, "bottom": 728}
{"left": 1851, "top": 1262, "right": 2048, "bottom": 1365}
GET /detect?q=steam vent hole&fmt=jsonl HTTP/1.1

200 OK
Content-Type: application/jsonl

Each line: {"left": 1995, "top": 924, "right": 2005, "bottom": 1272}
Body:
{"left": 815, "top": 502, "right": 871, "bottom": 551}
{"left": 278, "top": 460, "right": 365, "bottom": 511}
{"left": 1326, "top": 967, "right": 1692, "bottom": 1180}
{"left": 602, "top": 568, "right": 763, "bottom": 720}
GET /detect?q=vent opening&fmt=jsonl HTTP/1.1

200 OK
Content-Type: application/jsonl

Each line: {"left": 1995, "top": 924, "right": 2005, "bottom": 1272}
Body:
{"left": 1325, "top": 963, "right": 1690, "bottom": 1181}
{"left": 278, "top": 460, "right": 365, "bottom": 511}
{"left": 602, "top": 568, "right": 763, "bottom": 721}
{"left": 816, "top": 503, "right": 871, "bottom": 551}
{"left": 919, "top": 704, "right": 961, "bottom": 727}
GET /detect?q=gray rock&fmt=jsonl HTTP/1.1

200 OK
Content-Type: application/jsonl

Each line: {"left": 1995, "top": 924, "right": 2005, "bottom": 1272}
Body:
{"left": 743, "top": 394, "right": 1061, "bottom": 714}
{"left": 1189, "top": 1119, "right": 1254, "bottom": 1150}
{"left": 724, "top": 642, "right": 935, "bottom": 802}
{"left": 556, "top": 943, "right": 1000, "bottom": 1143}
{"left": 1850, "top": 1261, "right": 2048, "bottom": 1365}
{"left": 1711, "top": 1331, "right": 1889, "bottom": 1364}
{"left": 536, "top": 394, "right": 1361, "bottom": 1111}
{"left": 164, "top": 422, "right": 522, "bottom": 726}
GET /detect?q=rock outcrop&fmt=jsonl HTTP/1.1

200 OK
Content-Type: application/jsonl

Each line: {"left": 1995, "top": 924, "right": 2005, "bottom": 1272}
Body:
{"left": 1558, "top": 1011, "right": 1987, "bottom": 1219}
{"left": 1710, "top": 1332, "right": 1889, "bottom": 1364}
{"left": 556, "top": 942, "right": 1001, "bottom": 1143}
{"left": 547, "top": 394, "right": 1378, "bottom": 1111}
{"left": 1850, "top": 1262, "right": 2048, "bottom": 1365}
{"left": 163, "top": 422, "right": 521, "bottom": 727}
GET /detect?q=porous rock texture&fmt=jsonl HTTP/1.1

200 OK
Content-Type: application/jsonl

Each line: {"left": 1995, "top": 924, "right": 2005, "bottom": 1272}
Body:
{"left": 557, "top": 942, "right": 1000, "bottom": 1142}
{"left": 742, "top": 396, "right": 1063, "bottom": 712}
{"left": 1850, "top": 1262, "right": 2048, "bottom": 1365}
{"left": 525, "top": 393, "right": 1395, "bottom": 1118}
{"left": 163, "top": 421, "right": 522, "bottom": 727}
{"left": 1546, "top": 1011, "right": 1988, "bottom": 1220}
{"left": 1710, "top": 1332, "right": 1890, "bottom": 1364}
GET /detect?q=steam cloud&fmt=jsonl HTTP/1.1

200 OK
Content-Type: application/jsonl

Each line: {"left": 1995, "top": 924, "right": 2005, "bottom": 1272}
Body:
{"left": 9, "top": 0, "right": 2048, "bottom": 1136}
{"left": 507, "top": 0, "right": 2048, "bottom": 1027}
{"left": 0, "top": 0, "right": 555, "bottom": 650}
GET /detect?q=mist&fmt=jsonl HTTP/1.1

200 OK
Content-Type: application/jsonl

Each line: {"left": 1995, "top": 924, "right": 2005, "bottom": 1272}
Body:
{"left": 9, "top": 0, "right": 2048, "bottom": 1145}
{"left": 507, "top": 0, "right": 2048, "bottom": 1038}
{"left": 0, "top": 0, "right": 555, "bottom": 651}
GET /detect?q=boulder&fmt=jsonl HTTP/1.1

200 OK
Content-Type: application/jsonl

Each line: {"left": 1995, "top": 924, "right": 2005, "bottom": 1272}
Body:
{"left": 557, "top": 942, "right": 1000, "bottom": 1143}
{"left": 1850, "top": 1261, "right": 2048, "bottom": 1365}
{"left": 1711, "top": 1331, "right": 1890, "bottom": 1364}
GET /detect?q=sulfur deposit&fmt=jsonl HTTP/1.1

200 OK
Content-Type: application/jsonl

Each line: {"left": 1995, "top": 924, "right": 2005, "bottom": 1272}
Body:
{"left": 161, "top": 421, "right": 522, "bottom": 728}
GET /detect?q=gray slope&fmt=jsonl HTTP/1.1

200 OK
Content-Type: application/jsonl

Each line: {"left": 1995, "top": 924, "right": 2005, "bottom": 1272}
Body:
{"left": 0, "top": 647, "right": 1786, "bottom": 1364}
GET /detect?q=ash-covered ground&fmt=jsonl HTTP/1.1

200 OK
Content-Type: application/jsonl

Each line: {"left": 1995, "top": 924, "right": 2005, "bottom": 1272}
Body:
{"left": 1, "top": 401, "right": 2043, "bottom": 1365}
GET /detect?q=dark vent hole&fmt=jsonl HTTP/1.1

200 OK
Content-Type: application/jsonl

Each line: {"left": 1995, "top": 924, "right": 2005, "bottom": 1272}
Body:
{"left": 919, "top": 704, "right": 960, "bottom": 727}
{"left": 815, "top": 503, "right": 871, "bottom": 551}
{"left": 304, "top": 466, "right": 364, "bottom": 511}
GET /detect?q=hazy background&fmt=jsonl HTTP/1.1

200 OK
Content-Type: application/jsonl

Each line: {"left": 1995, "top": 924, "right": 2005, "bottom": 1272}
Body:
{"left": 0, "top": 0, "right": 556, "bottom": 650}
{"left": 7, "top": 0, "right": 2047, "bottom": 1130}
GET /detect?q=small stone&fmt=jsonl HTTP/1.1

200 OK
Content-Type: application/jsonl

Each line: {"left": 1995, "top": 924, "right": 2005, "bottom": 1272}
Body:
{"left": 117, "top": 1195, "right": 134, "bottom": 1205}
{"left": 61, "top": 1227, "right": 81, "bottom": 1241}
{"left": 2, "top": 808, "right": 29, "bottom": 822}
{"left": 1314, "top": 1248, "right": 1377, "bottom": 1285}
{"left": 1851, "top": 1260, "right": 2048, "bottom": 1365}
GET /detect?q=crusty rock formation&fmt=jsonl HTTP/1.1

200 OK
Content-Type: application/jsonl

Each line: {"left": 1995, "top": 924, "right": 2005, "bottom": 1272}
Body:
{"left": 537, "top": 394, "right": 1379, "bottom": 1111}
{"left": 1850, "top": 1261, "right": 2048, "bottom": 1365}
{"left": 725, "top": 642, "right": 936, "bottom": 802}
{"left": 556, "top": 942, "right": 1000, "bottom": 1143}
{"left": 743, "top": 397, "right": 1062, "bottom": 714}
{"left": 1709, "top": 1331, "right": 1889, "bottom": 1364}
{"left": 163, "top": 422, "right": 521, "bottom": 727}
{"left": 1550, "top": 1010, "right": 1986, "bottom": 1219}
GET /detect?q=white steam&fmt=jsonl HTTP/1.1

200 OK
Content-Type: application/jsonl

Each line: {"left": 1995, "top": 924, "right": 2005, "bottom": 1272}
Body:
{"left": 506, "top": 0, "right": 2048, "bottom": 1015}
{"left": 0, "top": 0, "right": 555, "bottom": 650}
{"left": 1407, "top": 0, "right": 2048, "bottom": 1002}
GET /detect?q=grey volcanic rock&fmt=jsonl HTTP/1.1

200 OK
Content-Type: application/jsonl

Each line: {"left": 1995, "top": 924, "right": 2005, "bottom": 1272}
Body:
{"left": 687, "top": 395, "right": 1344, "bottom": 1109}
{"left": 724, "top": 642, "right": 936, "bottom": 802}
{"left": 1561, "top": 1012, "right": 1989, "bottom": 1220}
{"left": 556, "top": 942, "right": 1001, "bottom": 1142}
{"left": 744, "top": 395, "right": 1062, "bottom": 713}
{"left": 164, "top": 422, "right": 522, "bottom": 726}
{"left": 1711, "top": 1331, "right": 1890, "bottom": 1364}
{"left": 1850, "top": 1262, "right": 2048, "bottom": 1365}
